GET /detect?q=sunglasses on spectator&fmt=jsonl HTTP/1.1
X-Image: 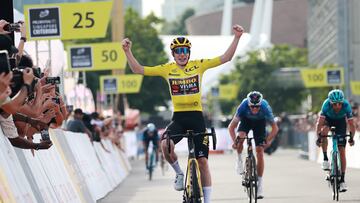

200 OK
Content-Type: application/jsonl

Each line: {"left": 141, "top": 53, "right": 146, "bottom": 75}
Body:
{"left": 174, "top": 47, "right": 190, "bottom": 55}
{"left": 249, "top": 105, "right": 260, "bottom": 109}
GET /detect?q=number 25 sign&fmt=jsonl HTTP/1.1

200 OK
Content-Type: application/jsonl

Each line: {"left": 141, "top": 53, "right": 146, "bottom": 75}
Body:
{"left": 24, "top": 1, "right": 112, "bottom": 40}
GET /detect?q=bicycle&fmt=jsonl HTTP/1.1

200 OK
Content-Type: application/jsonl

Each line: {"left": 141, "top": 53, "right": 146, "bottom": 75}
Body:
{"left": 321, "top": 126, "right": 351, "bottom": 201}
{"left": 166, "top": 128, "right": 216, "bottom": 203}
{"left": 147, "top": 142, "right": 157, "bottom": 181}
{"left": 235, "top": 135, "right": 258, "bottom": 203}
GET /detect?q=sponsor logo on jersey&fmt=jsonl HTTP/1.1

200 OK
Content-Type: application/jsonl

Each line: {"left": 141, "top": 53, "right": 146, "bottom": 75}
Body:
{"left": 184, "top": 65, "right": 199, "bottom": 74}
{"left": 169, "top": 75, "right": 200, "bottom": 95}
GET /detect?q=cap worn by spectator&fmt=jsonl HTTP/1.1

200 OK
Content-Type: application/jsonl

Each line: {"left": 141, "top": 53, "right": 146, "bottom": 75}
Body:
{"left": 0, "top": 34, "right": 18, "bottom": 55}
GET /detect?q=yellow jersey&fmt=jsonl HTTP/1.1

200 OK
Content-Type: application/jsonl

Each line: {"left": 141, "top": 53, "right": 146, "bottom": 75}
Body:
{"left": 144, "top": 57, "right": 222, "bottom": 112}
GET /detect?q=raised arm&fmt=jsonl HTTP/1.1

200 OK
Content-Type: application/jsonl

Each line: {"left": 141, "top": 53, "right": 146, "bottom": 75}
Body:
{"left": 220, "top": 24, "right": 244, "bottom": 64}
{"left": 122, "top": 38, "right": 144, "bottom": 74}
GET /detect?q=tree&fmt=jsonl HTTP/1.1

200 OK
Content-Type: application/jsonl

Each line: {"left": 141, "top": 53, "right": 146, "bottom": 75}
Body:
{"left": 124, "top": 8, "right": 170, "bottom": 113}
{"left": 161, "top": 8, "right": 195, "bottom": 35}
{"left": 218, "top": 45, "right": 309, "bottom": 115}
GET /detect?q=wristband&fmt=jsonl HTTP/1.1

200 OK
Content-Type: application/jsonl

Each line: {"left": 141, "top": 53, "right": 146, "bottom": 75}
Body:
{"left": 20, "top": 37, "right": 27, "bottom": 42}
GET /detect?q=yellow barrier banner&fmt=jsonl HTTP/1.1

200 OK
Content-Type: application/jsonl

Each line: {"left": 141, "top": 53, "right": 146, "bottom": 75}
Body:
{"left": 100, "top": 75, "right": 143, "bottom": 94}
{"left": 300, "top": 68, "right": 343, "bottom": 88}
{"left": 350, "top": 81, "right": 360, "bottom": 95}
{"left": 67, "top": 42, "right": 126, "bottom": 71}
{"left": 24, "top": 1, "right": 112, "bottom": 40}
{"left": 219, "top": 84, "right": 238, "bottom": 100}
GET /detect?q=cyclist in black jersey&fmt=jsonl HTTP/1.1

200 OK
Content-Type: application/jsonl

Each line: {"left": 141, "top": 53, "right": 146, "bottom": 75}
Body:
{"left": 122, "top": 24, "right": 244, "bottom": 203}
{"left": 142, "top": 123, "right": 160, "bottom": 169}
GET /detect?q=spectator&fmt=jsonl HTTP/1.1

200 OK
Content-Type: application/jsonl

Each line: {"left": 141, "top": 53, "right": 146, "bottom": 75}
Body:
{"left": 67, "top": 108, "right": 92, "bottom": 141}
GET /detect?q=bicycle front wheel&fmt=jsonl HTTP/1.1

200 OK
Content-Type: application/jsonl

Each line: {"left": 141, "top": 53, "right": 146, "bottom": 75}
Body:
{"left": 332, "top": 152, "right": 340, "bottom": 201}
{"left": 148, "top": 152, "right": 155, "bottom": 181}
{"left": 190, "top": 160, "right": 202, "bottom": 203}
{"left": 248, "top": 155, "right": 258, "bottom": 203}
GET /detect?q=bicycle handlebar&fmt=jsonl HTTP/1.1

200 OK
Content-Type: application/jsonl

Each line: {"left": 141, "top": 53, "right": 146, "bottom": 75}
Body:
{"left": 166, "top": 127, "right": 217, "bottom": 154}
{"left": 320, "top": 134, "right": 352, "bottom": 138}
{"left": 234, "top": 135, "right": 254, "bottom": 145}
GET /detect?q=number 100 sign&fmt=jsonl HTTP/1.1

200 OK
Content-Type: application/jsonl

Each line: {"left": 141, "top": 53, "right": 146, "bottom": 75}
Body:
{"left": 100, "top": 75, "right": 143, "bottom": 94}
{"left": 24, "top": 1, "right": 112, "bottom": 40}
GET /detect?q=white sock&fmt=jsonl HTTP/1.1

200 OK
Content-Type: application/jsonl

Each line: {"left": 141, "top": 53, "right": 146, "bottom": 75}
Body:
{"left": 170, "top": 160, "right": 183, "bottom": 175}
{"left": 258, "top": 176, "right": 263, "bottom": 185}
{"left": 203, "top": 186, "right": 212, "bottom": 203}
{"left": 237, "top": 153, "right": 242, "bottom": 161}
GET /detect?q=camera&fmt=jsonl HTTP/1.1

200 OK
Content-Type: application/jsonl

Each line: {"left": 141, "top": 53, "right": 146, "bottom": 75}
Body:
{"left": 45, "top": 76, "right": 61, "bottom": 85}
{"left": 52, "top": 97, "right": 60, "bottom": 104}
{"left": 40, "top": 129, "right": 50, "bottom": 141}
{"left": 3, "top": 23, "right": 21, "bottom": 32}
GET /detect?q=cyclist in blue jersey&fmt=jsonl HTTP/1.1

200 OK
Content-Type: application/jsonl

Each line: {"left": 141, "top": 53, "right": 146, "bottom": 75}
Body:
{"left": 315, "top": 89, "right": 355, "bottom": 192}
{"left": 228, "top": 91, "right": 278, "bottom": 199}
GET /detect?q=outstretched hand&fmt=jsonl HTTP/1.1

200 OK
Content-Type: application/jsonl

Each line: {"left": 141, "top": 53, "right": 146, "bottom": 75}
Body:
{"left": 233, "top": 24, "right": 244, "bottom": 38}
{"left": 122, "top": 38, "right": 132, "bottom": 52}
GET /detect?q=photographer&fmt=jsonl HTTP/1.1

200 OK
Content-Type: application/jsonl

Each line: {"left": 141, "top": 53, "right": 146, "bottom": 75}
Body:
{"left": 0, "top": 72, "right": 12, "bottom": 106}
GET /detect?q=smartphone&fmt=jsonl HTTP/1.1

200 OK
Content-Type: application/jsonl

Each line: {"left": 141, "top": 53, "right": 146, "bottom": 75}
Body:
{"left": 0, "top": 50, "right": 11, "bottom": 74}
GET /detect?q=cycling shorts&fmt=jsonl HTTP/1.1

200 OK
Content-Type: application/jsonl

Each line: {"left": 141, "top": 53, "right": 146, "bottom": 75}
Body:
{"left": 162, "top": 111, "right": 209, "bottom": 159}
{"left": 324, "top": 116, "right": 347, "bottom": 146}
{"left": 237, "top": 117, "right": 266, "bottom": 146}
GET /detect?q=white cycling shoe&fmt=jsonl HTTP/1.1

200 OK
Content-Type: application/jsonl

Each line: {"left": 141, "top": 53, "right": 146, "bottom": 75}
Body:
{"left": 322, "top": 160, "right": 330, "bottom": 171}
{"left": 339, "top": 182, "right": 347, "bottom": 192}
{"left": 174, "top": 174, "right": 184, "bottom": 191}
{"left": 235, "top": 159, "right": 244, "bottom": 175}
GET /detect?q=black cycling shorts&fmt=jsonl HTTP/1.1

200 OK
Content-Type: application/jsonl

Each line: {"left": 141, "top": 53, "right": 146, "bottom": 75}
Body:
{"left": 237, "top": 117, "right": 266, "bottom": 146}
{"left": 324, "top": 116, "right": 347, "bottom": 146}
{"left": 162, "top": 111, "right": 209, "bottom": 159}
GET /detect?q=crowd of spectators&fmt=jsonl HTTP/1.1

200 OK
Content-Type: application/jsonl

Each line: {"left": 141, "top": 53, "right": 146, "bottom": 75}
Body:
{"left": 0, "top": 19, "right": 125, "bottom": 154}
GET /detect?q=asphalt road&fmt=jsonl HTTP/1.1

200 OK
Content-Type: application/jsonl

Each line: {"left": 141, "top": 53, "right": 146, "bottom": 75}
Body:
{"left": 99, "top": 149, "right": 360, "bottom": 203}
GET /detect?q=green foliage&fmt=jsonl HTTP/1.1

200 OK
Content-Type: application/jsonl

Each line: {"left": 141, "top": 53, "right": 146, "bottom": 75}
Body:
{"left": 218, "top": 45, "right": 309, "bottom": 115}
{"left": 124, "top": 8, "right": 170, "bottom": 113}
{"left": 161, "top": 8, "right": 195, "bottom": 35}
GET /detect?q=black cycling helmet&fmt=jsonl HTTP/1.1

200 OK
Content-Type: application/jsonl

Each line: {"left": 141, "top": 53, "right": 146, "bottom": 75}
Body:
{"left": 247, "top": 91, "right": 263, "bottom": 106}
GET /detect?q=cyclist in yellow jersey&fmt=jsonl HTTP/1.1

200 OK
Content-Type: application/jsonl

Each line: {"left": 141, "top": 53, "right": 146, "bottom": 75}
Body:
{"left": 122, "top": 24, "right": 244, "bottom": 203}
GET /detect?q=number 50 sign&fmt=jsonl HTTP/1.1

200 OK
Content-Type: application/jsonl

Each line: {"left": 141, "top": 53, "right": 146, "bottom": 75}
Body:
{"left": 24, "top": 1, "right": 112, "bottom": 40}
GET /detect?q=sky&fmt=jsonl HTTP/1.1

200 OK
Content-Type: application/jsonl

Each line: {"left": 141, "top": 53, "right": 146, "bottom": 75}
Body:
{"left": 142, "top": 0, "right": 165, "bottom": 17}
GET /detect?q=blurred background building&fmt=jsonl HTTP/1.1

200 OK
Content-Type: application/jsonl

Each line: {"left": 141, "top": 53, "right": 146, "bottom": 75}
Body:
{"left": 307, "top": 0, "right": 360, "bottom": 100}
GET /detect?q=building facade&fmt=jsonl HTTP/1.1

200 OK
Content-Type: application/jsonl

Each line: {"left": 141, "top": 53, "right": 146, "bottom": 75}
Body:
{"left": 307, "top": 0, "right": 360, "bottom": 99}
{"left": 186, "top": 0, "right": 308, "bottom": 48}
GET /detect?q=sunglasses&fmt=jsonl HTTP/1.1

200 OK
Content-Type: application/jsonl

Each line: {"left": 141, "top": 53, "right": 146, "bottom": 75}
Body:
{"left": 331, "top": 102, "right": 343, "bottom": 106}
{"left": 174, "top": 47, "right": 190, "bottom": 55}
{"left": 249, "top": 105, "right": 260, "bottom": 109}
